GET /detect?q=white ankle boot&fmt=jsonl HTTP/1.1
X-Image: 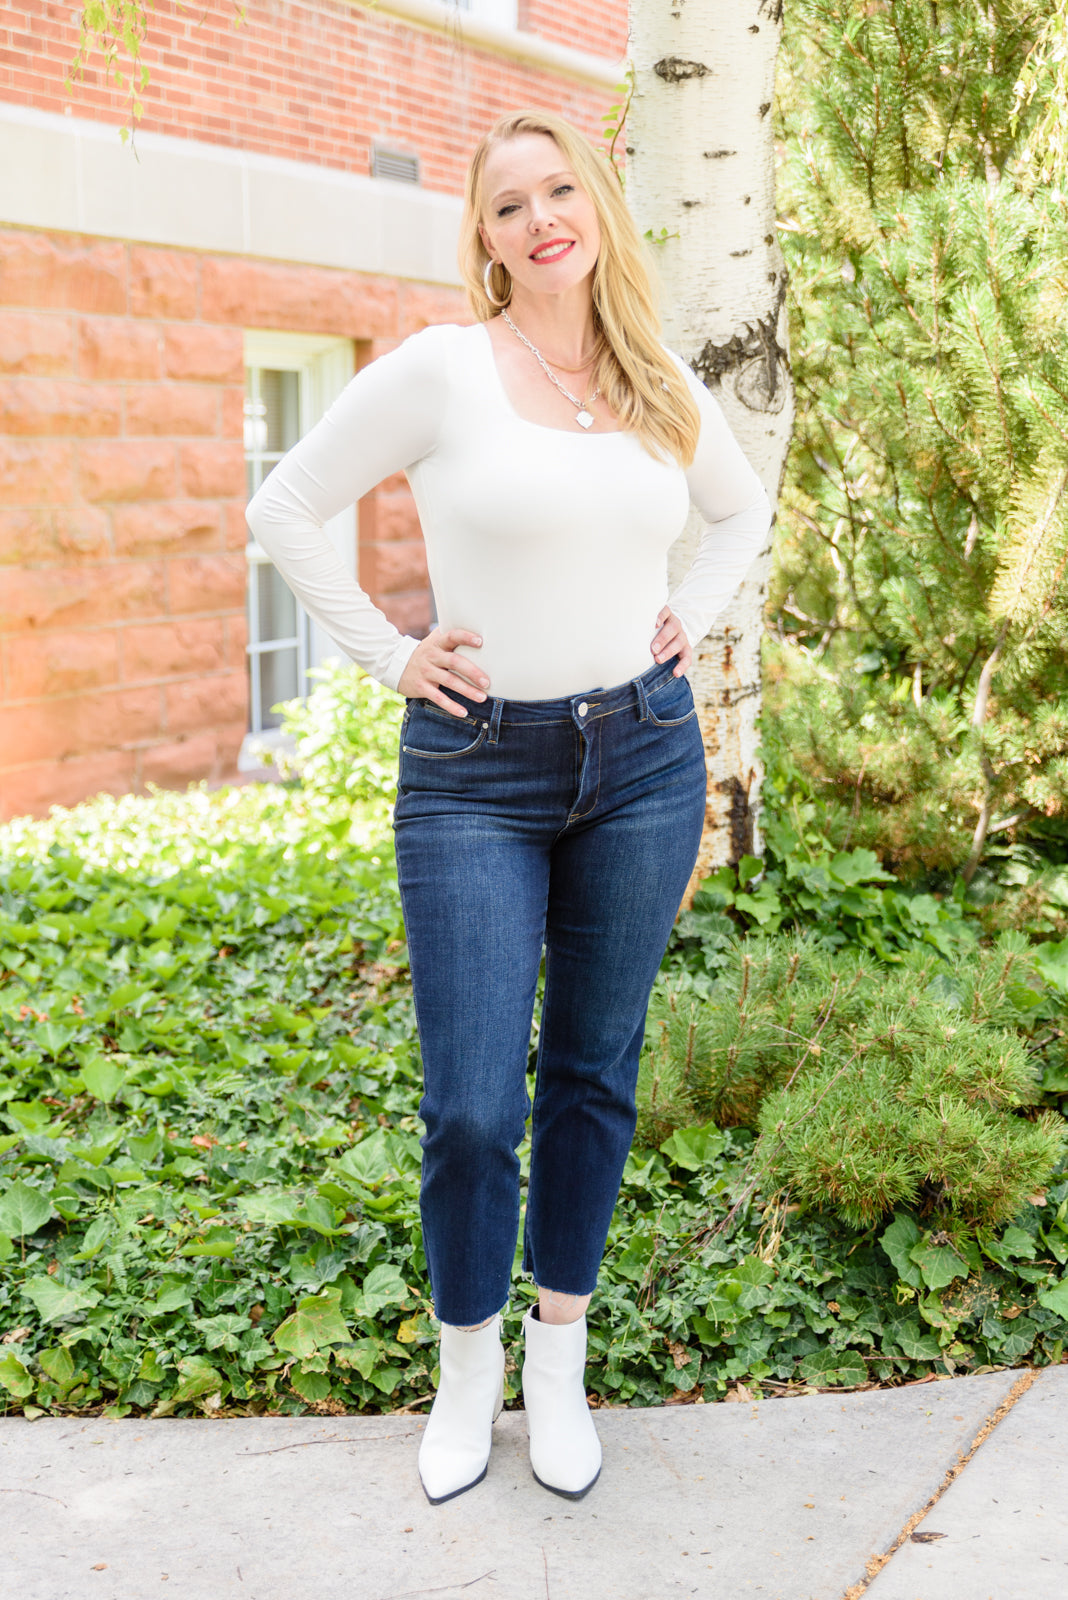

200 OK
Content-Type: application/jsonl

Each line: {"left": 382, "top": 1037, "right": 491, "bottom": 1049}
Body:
{"left": 521, "top": 1306, "right": 602, "bottom": 1499}
{"left": 418, "top": 1312, "right": 506, "bottom": 1505}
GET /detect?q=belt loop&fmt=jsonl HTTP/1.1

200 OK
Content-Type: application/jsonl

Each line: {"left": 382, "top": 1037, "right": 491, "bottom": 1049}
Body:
{"left": 633, "top": 673, "right": 650, "bottom": 723}
{"left": 486, "top": 696, "right": 504, "bottom": 745}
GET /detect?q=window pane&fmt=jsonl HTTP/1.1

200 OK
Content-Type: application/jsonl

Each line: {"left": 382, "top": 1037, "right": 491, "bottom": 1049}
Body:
{"left": 256, "top": 563, "right": 297, "bottom": 640}
{"left": 260, "top": 369, "right": 301, "bottom": 454}
{"left": 259, "top": 646, "right": 300, "bottom": 728}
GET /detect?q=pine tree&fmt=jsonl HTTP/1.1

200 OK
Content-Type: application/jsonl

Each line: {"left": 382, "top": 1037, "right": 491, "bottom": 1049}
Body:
{"left": 767, "top": 1, "right": 1068, "bottom": 884}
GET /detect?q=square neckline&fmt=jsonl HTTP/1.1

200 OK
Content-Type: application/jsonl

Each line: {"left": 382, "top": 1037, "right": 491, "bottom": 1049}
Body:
{"left": 475, "top": 319, "right": 628, "bottom": 439}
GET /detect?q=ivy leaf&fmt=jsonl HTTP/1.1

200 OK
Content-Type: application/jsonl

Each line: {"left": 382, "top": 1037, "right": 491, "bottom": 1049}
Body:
{"left": 0, "top": 1352, "right": 33, "bottom": 1399}
{"left": 725, "top": 1256, "right": 776, "bottom": 1310}
{"left": 659, "top": 1122, "right": 727, "bottom": 1171}
{"left": 1037, "top": 1277, "right": 1068, "bottom": 1319}
{"left": 332, "top": 1339, "right": 381, "bottom": 1380}
{"left": 80, "top": 1056, "right": 126, "bottom": 1103}
{"left": 909, "top": 1240, "right": 969, "bottom": 1292}
{"left": 885, "top": 1314, "right": 942, "bottom": 1362}
{"left": 179, "top": 1226, "right": 236, "bottom": 1258}
{"left": 0, "top": 1180, "right": 55, "bottom": 1238}
{"left": 20, "top": 1276, "right": 102, "bottom": 1325}
{"left": 352, "top": 1262, "right": 410, "bottom": 1319}
{"left": 799, "top": 1348, "right": 868, "bottom": 1386}
{"left": 880, "top": 1214, "right": 923, "bottom": 1289}
{"left": 170, "top": 1355, "right": 224, "bottom": 1402}
{"left": 272, "top": 1289, "right": 349, "bottom": 1358}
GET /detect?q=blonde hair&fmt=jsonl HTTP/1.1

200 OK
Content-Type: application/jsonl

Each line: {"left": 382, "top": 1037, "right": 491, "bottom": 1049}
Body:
{"left": 459, "top": 109, "right": 701, "bottom": 469}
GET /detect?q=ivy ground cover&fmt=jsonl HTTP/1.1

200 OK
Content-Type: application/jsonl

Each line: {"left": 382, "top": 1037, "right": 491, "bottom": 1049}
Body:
{"left": 1, "top": 784, "right": 1067, "bottom": 1418}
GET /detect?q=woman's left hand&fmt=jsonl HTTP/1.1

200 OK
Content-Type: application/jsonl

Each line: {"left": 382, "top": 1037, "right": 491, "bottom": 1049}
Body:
{"left": 650, "top": 607, "right": 692, "bottom": 676}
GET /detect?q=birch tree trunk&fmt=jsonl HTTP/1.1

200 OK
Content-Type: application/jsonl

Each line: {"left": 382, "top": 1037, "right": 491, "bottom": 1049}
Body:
{"left": 627, "top": 0, "right": 793, "bottom": 899}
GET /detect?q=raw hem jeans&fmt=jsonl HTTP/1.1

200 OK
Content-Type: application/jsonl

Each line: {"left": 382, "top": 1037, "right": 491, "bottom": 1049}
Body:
{"left": 391, "top": 655, "right": 707, "bottom": 1328}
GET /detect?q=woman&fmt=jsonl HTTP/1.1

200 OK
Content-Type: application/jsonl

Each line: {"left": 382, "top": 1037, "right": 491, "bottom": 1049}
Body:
{"left": 246, "top": 109, "right": 771, "bottom": 1506}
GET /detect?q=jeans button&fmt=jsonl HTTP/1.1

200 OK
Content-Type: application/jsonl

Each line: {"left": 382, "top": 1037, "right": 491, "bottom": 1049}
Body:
{"left": 577, "top": 701, "right": 589, "bottom": 716}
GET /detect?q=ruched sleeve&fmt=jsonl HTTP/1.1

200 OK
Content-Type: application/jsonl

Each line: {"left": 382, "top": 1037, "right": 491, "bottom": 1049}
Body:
{"left": 245, "top": 323, "right": 451, "bottom": 692}
{"left": 661, "top": 348, "right": 773, "bottom": 649}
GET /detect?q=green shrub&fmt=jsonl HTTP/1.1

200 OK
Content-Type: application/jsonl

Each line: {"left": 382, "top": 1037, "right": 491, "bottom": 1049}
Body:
{"left": 638, "top": 932, "right": 1066, "bottom": 1229}
{"left": 272, "top": 661, "right": 403, "bottom": 814}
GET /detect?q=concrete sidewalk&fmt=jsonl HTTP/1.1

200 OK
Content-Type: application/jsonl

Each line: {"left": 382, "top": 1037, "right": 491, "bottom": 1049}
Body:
{"left": 1, "top": 1366, "right": 1064, "bottom": 1600}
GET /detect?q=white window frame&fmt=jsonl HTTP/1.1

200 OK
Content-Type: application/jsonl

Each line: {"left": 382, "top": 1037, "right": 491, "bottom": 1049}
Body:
{"left": 242, "top": 330, "right": 355, "bottom": 769}
{"left": 448, "top": 0, "right": 518, "bottom": 28}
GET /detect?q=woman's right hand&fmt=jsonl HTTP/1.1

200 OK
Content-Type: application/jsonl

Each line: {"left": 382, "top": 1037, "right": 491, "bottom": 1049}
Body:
{"left": 397, "top": 627, "right": 490, "bottom": 717}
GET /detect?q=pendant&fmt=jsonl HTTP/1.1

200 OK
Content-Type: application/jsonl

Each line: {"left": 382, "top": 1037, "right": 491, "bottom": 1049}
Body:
{"left": 575, "top": 409, "right": 594, "bottom": 428}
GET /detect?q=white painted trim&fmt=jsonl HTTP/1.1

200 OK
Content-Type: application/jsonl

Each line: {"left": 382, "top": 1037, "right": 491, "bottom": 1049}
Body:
{"left": 347, "top": 0, "right": 624, "bottom": 89}
{"left": 0, "top": 102, "right": 465, "bottom": 285}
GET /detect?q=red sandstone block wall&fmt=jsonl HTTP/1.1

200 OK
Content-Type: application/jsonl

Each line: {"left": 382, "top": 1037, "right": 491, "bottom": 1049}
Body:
{"left": 0, "top": 1, "right": 628, "bottom": 819}
{"left": 4, "top": 1, "right": 627, "bottom": 187}
{"left": 0, "top": 233, "right": 468, "bottom": 821}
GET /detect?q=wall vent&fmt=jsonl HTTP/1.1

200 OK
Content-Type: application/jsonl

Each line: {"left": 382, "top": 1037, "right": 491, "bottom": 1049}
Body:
{"left": 372, "top": 145, "right": 421, "bottom": 184}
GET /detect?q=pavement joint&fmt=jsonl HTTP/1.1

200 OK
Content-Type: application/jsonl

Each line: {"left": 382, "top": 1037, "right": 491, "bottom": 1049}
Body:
{"left": 841, "top": 1364, "right": 1042, "bottom": 1599}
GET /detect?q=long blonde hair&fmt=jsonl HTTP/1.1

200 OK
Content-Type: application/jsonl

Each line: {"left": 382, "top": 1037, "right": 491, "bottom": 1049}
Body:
{"left": 459, "top": 109, "right": 701, "bottom": 469}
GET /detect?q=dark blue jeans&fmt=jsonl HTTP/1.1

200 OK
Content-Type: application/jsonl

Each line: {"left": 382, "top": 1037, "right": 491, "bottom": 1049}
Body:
{"left": 391, "top": 655, "right": 707, "bottom": 1327}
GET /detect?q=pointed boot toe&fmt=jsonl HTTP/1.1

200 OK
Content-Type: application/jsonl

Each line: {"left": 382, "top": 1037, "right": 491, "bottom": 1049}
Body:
{"left": 521, "top": 1306, "right": 602, "bottom": 1499}
{"left": 418, "top": 1313, "right": 506, "bottom": 1505}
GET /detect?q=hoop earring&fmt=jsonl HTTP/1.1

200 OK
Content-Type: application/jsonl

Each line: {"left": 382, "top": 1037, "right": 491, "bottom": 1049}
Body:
{"left": 483, "top": 257, "right": 511, "bottom": 308}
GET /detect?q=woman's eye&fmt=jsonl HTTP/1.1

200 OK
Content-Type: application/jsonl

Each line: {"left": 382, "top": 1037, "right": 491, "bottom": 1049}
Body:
{"left": 497, "top": 204, "right": 517, "bottom": 217}
{"left": 553, "top": 184, "right": 574, "bottom": 197}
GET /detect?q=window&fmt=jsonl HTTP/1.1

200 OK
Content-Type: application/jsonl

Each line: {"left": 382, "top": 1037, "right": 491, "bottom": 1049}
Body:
{"left": 448, "top": 0, "right": 518, "bottom": 27}
{"left": 242, "top": 331, "right": 355, "bottom": 765}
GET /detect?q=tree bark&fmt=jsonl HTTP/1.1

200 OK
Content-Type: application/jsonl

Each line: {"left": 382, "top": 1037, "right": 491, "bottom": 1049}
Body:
{"left": 626, "top": 0, "right": 793, "bottom": 898}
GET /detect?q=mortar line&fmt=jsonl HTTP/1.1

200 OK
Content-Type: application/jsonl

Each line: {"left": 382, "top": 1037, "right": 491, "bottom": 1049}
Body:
{"left": 840, "top": 1364, "right": 1041, "bottom": 1600}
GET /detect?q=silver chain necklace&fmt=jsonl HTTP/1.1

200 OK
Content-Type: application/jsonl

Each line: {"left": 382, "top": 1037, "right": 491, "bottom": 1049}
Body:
{"left": 501, "top": 308, "right": 601, "bottom": 429}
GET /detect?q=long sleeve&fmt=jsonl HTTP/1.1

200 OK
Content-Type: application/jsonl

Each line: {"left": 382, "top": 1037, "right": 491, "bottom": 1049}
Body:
{"left": 245, "top": 324, "right": 450, "bottom": 692}
{"left": 662, "top": 348, "right": 774, "bottom": 648}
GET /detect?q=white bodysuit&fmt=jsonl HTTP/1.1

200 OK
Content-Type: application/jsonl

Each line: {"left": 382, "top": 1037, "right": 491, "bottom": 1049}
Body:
{"left": 245, "top": 319, "right": 772, "bottom": 700}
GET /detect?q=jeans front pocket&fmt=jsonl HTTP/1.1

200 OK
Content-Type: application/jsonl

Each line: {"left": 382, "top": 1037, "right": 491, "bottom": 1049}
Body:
{"left": 644, "top": 672, "right": 697, "bottom": 727}
{"left": 402, "top": 701, "right": 490, "bottom": 759}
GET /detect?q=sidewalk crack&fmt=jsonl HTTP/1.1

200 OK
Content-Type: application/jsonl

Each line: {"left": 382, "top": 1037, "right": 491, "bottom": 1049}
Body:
{"left": 840, "top": 1365, "right": 1041, "bottom": 1599}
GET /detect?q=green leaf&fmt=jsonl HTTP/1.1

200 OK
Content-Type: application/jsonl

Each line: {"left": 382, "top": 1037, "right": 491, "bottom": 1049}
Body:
{"left": 21, "top": 1276, "right": 102, "bottom": 1325}
{"left": 1038, "top": 1277, "right": 1068, "bottom": 1320}
{"left": 237, "top": 1191, "right": 305, "bottom": 1227}
{"left": 799, "top": 1348, "right": 868, "bottom": 1387}
{"left": 80, "top": 1056, "right": 126, "bottom": 1103}
{"left": 3, "top": 1100, "right": 53, "bottom": 1134}
{"left": 353, "top": 1262, "right": 410, "bottom": 1318}
{"left": 659, "top": 1122, "right": 727, "bottom": 1171}
{"left": 885, "top": 1315, "right": 942, "bottom": 1362}
{"left": 147, "top": 1282, "right": 194, "bottom": 1315}
{"left": 725, "top": 1256, "right": 776, "bottom": 1310}
{"left": 179, "top": 1226, "right": 236, "bottom": 1258}
{"left": 37, "top": 1346, "right": 76, "bottom": 1388}
{"left": 909, "top": 1240, "right": 969, "bottom": 1292}
{"left": 193, "top": 1313, "right": 248, "bottom": 1352}
{"left": 171, "top": 1355, "right": 224, "bottom": 1402}
{"left": 272, "top": 1289, "right": 350, "bottom": 1358}
{"left": 880, "top": 1214, "right": 923, "bottom": 1289}
{"left": 612, "top": 1230, "right": 655, "bottom": 1283}
{"left": 291, "top": 1365, "right": 332, "bottom": 1402}
{"left": 332, "top": 1339, "right": 381, "bottom": 1379}
{"left": 333, "top": 1134, "right": 394, "bottom": 1187}
{"left": 0, "top": 1352, "right": 33, "bottom": 1399}
{"left": 0, "top": 1179, "right": 55, "bottom": 1238}
{"left": 72, "top": 1214, "right": 115, "bottom": 1261}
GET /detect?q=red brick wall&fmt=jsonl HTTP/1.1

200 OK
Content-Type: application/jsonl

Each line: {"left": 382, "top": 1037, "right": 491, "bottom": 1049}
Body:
{"left": 0, "top": 0, "right": 628, "bottom": 818}
{"left": 6, "top": 1, "right": 625, "bottom": 187}
{"left": 0, "top": 233, "right": 468, "bottom": 821}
